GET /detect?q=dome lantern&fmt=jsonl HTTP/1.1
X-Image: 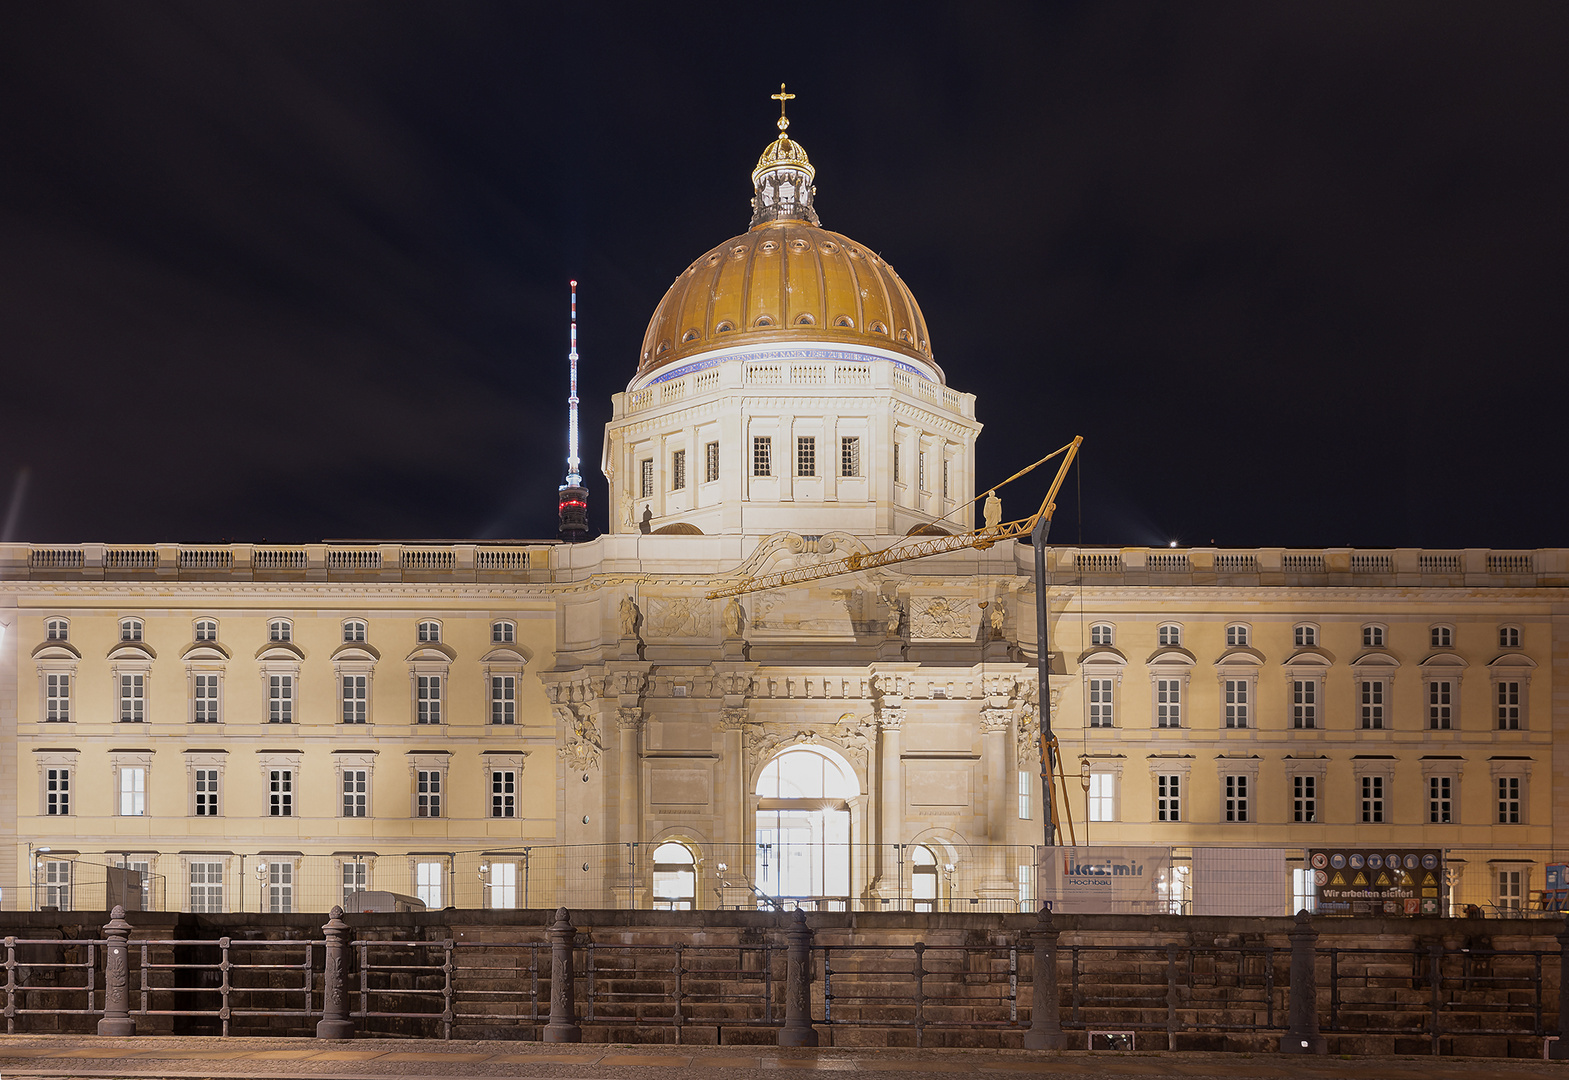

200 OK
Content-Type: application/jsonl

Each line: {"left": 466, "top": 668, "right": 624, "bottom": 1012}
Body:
{"left": 750, "top": 84, "right": 819, "bottom": 227}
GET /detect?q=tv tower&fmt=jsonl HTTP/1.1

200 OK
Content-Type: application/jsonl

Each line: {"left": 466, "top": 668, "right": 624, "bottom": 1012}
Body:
{"left": 557, "top": 280, "right": 590, "bottom": 542}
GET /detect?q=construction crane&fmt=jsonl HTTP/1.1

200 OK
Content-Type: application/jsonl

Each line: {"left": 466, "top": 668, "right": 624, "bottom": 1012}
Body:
{"left": 705, "top": 436, "right": 1083, "bottom": 849}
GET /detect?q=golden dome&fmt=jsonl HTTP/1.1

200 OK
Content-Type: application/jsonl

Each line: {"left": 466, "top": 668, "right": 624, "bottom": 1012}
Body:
{"left": 636, "top": 220, "right": 939, "bottom": 381}
{"left": 753, "top": 135, "right": 812, "bottom": 180}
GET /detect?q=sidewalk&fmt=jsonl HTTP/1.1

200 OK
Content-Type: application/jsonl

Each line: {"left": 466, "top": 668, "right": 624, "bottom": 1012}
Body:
{"left": 0, "top": 1037, "right": 1566, "bottom": 1080}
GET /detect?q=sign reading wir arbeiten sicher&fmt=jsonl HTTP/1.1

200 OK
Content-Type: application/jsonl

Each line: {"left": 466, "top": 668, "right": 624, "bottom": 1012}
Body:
{"left": 1309, "top": 849, "right": 1444, "bottom": 916}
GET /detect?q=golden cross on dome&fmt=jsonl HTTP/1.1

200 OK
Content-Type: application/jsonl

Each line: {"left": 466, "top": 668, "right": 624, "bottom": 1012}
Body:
{"left": 771, "top": 83, "right": 794, "bottom": 132}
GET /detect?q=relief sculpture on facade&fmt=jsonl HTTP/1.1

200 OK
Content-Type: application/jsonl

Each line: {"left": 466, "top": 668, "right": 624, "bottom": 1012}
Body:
{"left": 556, "top": 704, "right": 604, "bottom": 771}
{"left": 910, "top": 595, "right": 974, "bottom": 639}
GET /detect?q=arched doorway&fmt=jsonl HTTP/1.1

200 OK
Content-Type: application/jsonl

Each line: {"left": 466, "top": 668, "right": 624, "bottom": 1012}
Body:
{"left": 652, "top": 841, "right": 697, "bottom": 910}
{"left": 755, "top": 746, "right": 855, "bottom": 905}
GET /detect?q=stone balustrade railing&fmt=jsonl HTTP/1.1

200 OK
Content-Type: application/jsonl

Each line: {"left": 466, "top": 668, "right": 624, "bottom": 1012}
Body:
{"left": 1, "top": 541, "right": 554, "bottom": 582}
{"left": 1057, "top": 546, "right": 1563, "bottom": 586}
{"left": 619, "top": 357, "right": 976, "bottom": 419}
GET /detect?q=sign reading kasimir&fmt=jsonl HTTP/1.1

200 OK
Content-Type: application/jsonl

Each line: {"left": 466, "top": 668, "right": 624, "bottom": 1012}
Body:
{"left": 1041, "top": 846, "right": 1172, "bottom": 913}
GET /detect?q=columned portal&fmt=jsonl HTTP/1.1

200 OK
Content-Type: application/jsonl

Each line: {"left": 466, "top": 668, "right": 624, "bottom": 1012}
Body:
{"left": 755, "top": 746, "right": 856, "bottom": 906}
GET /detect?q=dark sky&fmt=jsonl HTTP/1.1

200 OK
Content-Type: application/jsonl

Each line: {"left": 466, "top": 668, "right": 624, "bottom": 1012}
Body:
{"left": 2, "top": 3, "right": 1566, "bottom": 549}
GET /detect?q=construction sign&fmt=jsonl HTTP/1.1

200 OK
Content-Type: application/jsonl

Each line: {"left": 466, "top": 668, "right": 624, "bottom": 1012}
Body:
{"left": 1309, "top": 849, "right": 1444, "bottom": 916}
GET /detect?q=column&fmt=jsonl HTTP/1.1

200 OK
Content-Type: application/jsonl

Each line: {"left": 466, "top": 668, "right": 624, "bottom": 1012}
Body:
{"left": 981, "top": 708, "right": 1012, "bottom": 840}
{"left": 871, "top": 706, "right": 904, "bottom": 900}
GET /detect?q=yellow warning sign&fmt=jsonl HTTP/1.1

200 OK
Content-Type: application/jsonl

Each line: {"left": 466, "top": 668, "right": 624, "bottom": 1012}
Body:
{"left": 1423, "top": 872, "right": 1437, "bottom": 885}
{"left": 1353, "top": 871, "right": 1367, "bottom": 886}
{"left": 1332, "top": 872, "right": 1346, "bottom": 885}
{"left": 1376, "top": 871, "right": 1391, "bottom": 886}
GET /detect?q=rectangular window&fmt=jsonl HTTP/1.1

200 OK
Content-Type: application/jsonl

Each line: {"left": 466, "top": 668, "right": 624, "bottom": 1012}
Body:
{"left": 1226, "top": 625, "right": 1249, "bottom": 646}
{"left": 1224, "top": 679, "right": 1249, "bottom": 728}
{"left": 45, "top": 767, "right": 70, "bottom": 815}
{"left": 194, "top": 769, "right": 220, "bottom": 816}
{"left": 189, "top": 861, "right": 225, "bottom": 914}
{"left": 1363, "top": 626, "right": 1384, "bottom": 648}
{"left": 417, "top": 675, "right": 442, "bottom": 724}
{"left": 342, "top": 862, "right": 368, "bottom": 908}
{"left": 1087, "top": 773, "right": 1115, "bottom": 822}
{"left": 1360, "top": 775, "right": 1385, "bottom": 823}
{"left": 942, "top": 458, "right": 950, "bottom": 499}
{"left": 488, "top": 861, "right": 517, "bottom": 909}
{"left": 1224, "top": 775, "right": 1249, "bottom": 822}
{"left": 1500, "top": 627, "right": 1521, "bottom": 648}
{"left": 1428, "top": 776, "right": 1453, "bottom": 824}
{"left": 1158, "top": 625, "right": 1181, "bottom": 647}
{"left": 45, "top": 673, "right": 70, "bottom": 721}
{"left": 193, "top": 673, "right": 220, "bottom": 723}
{"left": 119, "top": 673, "right": 145, "bottom": 722}
{"left": 1431, "top": 626, "right": 1452, "bottom": 648}
{"left": 1087, "top": 678, "right": 1114, "bottom": 728}
{"left": 1359, "top": 680, "right": 1385, "bottom": 729}
{"left": 1017, "top": 769, "right": 1031, "bottom": 820}
{"left": 1498, "top": 777, "right": 1522, "bottom": 824}
{"left": 1496, "top": 869, "right": 1524, "bottom": 913}
{"left": 119, "top": 767, "right": 146, "bottom": 816}
{"left": 1090, "top": 624, "right": 1113, "bottom": 646}
{"left": 1497, "top": 681, "right": 1521, "bottom": 730}
{"left": 1293, "top": 775, "right": 1317, "bottom": 822}
{"left": 269, "top": 675, "right": 294, "bottom": 724}
{"left": 752, "top": 436, "right": 772, "bottom": 477}
{"left": 840, "top": 436, "right": 860, "bottom": 478}
{"left": 1291, "top": 868, "right": 1318, "bottom": 915}
{"left": 268, "top": 769, "right": 293, "bottom": 817}
{"left": 671, "top": 448, "right": 686, "bottom": 490}
{"left": 1017, "top": 863, "right": 1035, "bottom": 910}
{"left": 796, "top": 436, "right": 815, "bottom": 477}
{"left": 43, "top": 860, "right": 71, "bottom": 910}
{"left": 1292, "top": 680, "right": 1317, "bottom": 729}
{"left": 640, "top": 458, "right": 654, "bottom": 499}
{"left": 417, "top": 770, "right": 442, "bottom": 818}
{"left": 416, "top": 861, "right": 444, "bottom": 909}
{"left": 342, "top": 769, "right": 368, "bottom": 817}
{"left": 1427, "top": 680, "right": 1452, "bottom": 730}
{"left": 1294, "top": 625, "right": 1316, "bottom": 647}
{"left": 1156, "top": 679, "right": 1181, "bottom": 728}
{"left": 705, "top": 440, "right": 720, "bottom": 483}
{"left": 332, "top": 674, "right": 364, "bottom": 724}
{"left": 1157, "top": 775, "right": 1181, "bottom": 822}
{"left": 491, "top": 675, "right": 516, "bottom": 725}
{"left": 491, "top": 770, "right": 516, "bottom": 818}
{"left": 918, "top": 451, "right": 927, "bottom": 491}
{"left": 893, "top": 445, "right": 901, "bottom": 484}
{"left": 267, "top": 861, "right": 293, "bottom": 914}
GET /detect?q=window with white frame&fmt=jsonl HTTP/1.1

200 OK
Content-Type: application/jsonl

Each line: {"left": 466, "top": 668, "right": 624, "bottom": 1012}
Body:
{"left": 490, "top": 770, "right": 516, "bottom": 817}
{"left": 120, "top": 618, "right": 143, "bottom": 642}
{"left": 45, "top": 766, "right": 71, "bottom": 815}
{"left": 1155, "top": 677, "right": 1183, "bottom": 728}
{"left": 343, "top": 620, "right": 367, "bottom": 643}
{"left": 342, "top": 861, "right": 368, "bottom": 908}
{"left": 640, "top": 458, "right": 654, "bottom": 498}
{"left": 1087, "top": 772, "right": 1116, "bottom": 821}
{"left": 1362, "top": 624, "right": 1385, "bottom": 648}
{"left": 417, "top": 770, "right": 442, "bottom": 817}
{"left": 840, "top": 436, "right": 859, "bottom": 478}
{"left": 268, "top": 619, "right": 291, "bottom": 643}
{"left": 1226, "top": 624, "right": 1250, "bottom": 647}
{"left": 341, "top": 674, "right": 368, "bottom": 724}
{"left": 193, "top": 673, "right": 221, "bottom": 723}
{"left": 189, "top": 861, "right": 225, "bottom": 913}
{"left": 1087, "top": 678, "right": 1115, "bottom": 728}
{"left": 1293, "top": 624, "right": 1316, "bottom": 648}
{"left": 1291, "top": 868, "right": 1318, "bottom": 915}
{"left": 415, "top": 861, "right": 444, "bottom": 909}
{"left": 1495, "top": 867, "right": 1525, "bottom": 913}
{"left": 752, "top": 436, "right": 772, "bottom": 477}
{"left": 1089, "top": 624, "right": 1113, "bottom": 646}
{"left": 194, "top": 619, "right": 218, "bottom": 642}
{"left": 1427, "top": 679, "right": 1454, "bottom": 730}
{"left": 1223, "top": 775, "right": 1249, "bottom": 822}
{"left": 119, "top": 766, "right": 147, "bottom": 816}
{"left": 1224, "top": 679, "right": 1250, "bottom": 728}
{"left": 268, "top": 769, "right": 294, "bottom": 816}
{"left": 1359, "top": 679, "right": 1386, "bottom": 729}
{"left": 1292, "top": 679, "right": 1318, "bottom": 729}
{"left": 1155, "top": 774, "right": 1181, "bottom": 822}
{"left": 491, "top": 620, "right": 514, "bottom": 643}
{"left": 46, "top": 617, "right": 69, "bottom": 641}
{"left": 486, "top": 861, "right": 517, "bottom": 909}
{"left": 268, "top": 674, "right": 294, "bottom": 723}
{"left": 416, "top": 675, "right": 442, "bottom": 724}
{"left": 796, "top": 436, "right": 815, "bottom": 477}
{"left": 342, "top": 769, "right": 369, "bottom": 817}
{"left": 652, "top": 842, "right": 697, "bottom": 910}
{"left": 1017, "top": 770, "right": 1031, "bottom": 819}
{"left": 193, "top": 769, "right": 220, "bottom": 816}
{"left": 1428, "top": 775, "right": 1455, "bottom": 824}
{"left": 1430, "top": 625, "right": 1453, "bottom": 648}
{"left": 705, "top": 440, "right": 720, "bottom": 483}
{"left": 1497, "top": 680, "right": 1522, "bottom": 730}
{"left": 119, "top": 673, "right": 146, "bottom": 722}
{"left": 671, "top": 448, "right": 686, "bottom": 490}
{"left": 1359, "top": 775, "right": 1385, "bottom": 823}
{"left": 1499, "top": 625, "right": 1521, "bottom": 649}
{"left": 417, "top": 621, "right": 441, "bottom": 643}
{"left": 486, "top": 675, "right": 517, "bottom": 724}
{"left": 1292, "top": 774, "right": 1317, "bottom": 822}
{"left": 42, "top": 860, "right": 72, "bottom": 909}
{"left": 1158, "top": 624, "right": 1182, "bottom": 647}
{"left": 45, "top": 673, "right": 70, "bottom": 722}
{"left": 1017, "top": 862, "right": 1035, "bottom": 911}
{"left": 265, "top": 861, "right": 293, "bottom": 913}
{"left": 1498, "top": 776, "right": 1523, "bottom": 824}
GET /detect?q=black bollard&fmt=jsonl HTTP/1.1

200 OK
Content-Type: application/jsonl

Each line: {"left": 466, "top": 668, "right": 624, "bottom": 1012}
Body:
{"left": 316, "top": 906, "right": 355, "bottom": 1039}
{"left": 1021, "top": 904, "right": 1064, "bottom": 1049}
{"left": 1550, "top": 914, "right": 1569, "bottom": 1059}
{"left": 1280, "top": 909, "right": 1326, "bottom": 1054}
{"left": 98, "top": 905, "right": 135, "bottom": 1036}
{"left": 543, "top": 906, "right": 582, "bottom": 1042}
{"left": 778, "top": 910, "right": 819, "bottom": 1047}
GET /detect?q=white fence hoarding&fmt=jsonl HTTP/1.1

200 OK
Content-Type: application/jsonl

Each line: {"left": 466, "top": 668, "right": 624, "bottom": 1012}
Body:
{"left": 1040, "top": 846, "right": 1174, "bottom": 913}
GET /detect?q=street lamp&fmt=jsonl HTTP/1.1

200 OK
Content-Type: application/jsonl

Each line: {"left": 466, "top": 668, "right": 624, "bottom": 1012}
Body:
{"left": 1079, "top": 759, "right": 1092, "bottom": 846}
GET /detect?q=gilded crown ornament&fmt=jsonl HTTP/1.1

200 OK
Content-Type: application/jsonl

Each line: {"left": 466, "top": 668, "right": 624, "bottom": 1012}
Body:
{"left": 751, "top": 83, "right": 819, "bottom": 227}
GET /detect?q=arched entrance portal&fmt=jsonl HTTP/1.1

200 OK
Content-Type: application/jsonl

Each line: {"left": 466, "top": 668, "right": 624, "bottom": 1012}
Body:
{"left": 755, "top": 746, "right": 855, "bottom": 905}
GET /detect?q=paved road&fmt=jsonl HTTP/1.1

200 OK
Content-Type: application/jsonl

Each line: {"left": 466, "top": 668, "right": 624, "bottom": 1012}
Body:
{"left": 0, "top": 1037, "right": 1564, "bottom": 1080}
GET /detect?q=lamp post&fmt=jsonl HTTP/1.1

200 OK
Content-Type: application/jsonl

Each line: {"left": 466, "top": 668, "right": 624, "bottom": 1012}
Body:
{"left": 1079, "top": 759, "right": 1091, "bottom": 846}
{"left": 254, "top": 859, "right": 267, "bottom": 913}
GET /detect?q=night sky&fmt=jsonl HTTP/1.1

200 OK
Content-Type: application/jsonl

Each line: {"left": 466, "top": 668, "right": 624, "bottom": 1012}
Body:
{"left": 3, "top": 4, "right": 1566, "bottom": 550}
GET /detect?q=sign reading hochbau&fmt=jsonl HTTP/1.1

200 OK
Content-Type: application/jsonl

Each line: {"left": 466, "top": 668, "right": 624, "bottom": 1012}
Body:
{"left": 1310, "top": 849, "right": 1444, "bottom": 916}
{"left": 1041, "top": 846, "right": 1171, "bottom": 913}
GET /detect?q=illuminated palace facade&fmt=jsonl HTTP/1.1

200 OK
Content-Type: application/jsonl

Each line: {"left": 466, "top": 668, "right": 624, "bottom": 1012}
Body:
{"left": 1, "top": 109, "right": 1565, "bottom": 917}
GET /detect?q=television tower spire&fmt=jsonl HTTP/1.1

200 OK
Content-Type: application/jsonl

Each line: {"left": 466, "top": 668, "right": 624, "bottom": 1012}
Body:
{"left": 557, "top": 279, "right": 589, "bottom": 542}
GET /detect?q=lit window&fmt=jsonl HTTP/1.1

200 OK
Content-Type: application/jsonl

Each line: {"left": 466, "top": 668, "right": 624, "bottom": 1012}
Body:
{"left": 415, "top": 861, "right": 443, "bottom": 909}
{"left": 341, "top": 769, "right": 368, "bottom": 817}
{"left": 491, "top": 676, "right": 516, "bottom": 725}
{"left": 1226, "top": 625, "right": 1249, "bottom": 647}
{"left": 1359, "top": 680, "right": 1386, "bottom": 729}
{"left": 269, "top": 675, "right": 294, "bottom": 723}
{"left": 491, "top": 620, "right": 514, "bottom": 643}
{"left": 1498, "top": 777, "right": 1523, "bottom": 824}
{"left": 1497, "top": 681, "right": 1522, "bottom": 730}
{"left": 268, "top": 769, "right": 293, "bottom": 816}
{"left": 189, "top": 861, "right": 225, "bottom": 913}
{"left": 705, "top": 441, "right": 720, "bottom": 483}
{"left": 1293, "top": 775, "right": 1316, "bottom": 822}
{"left": 343, "top": 620, "right": 367, "bottom": 643}
{"left": 193, "top": 674, "right": 220, "bottom": 723}
{"left": 1089, "top": 624, "right": 1113, "bottom": 646}
{"left": 1430, "top": 626, "right": 1452, "bottom": 648}
{"left": 1359, "top": 775, "right": 1384, "bottom": 823}
{"left": 46, "top": 618, "right": 69, "bottom": 641}
{"left": 1362, "top": 625, "right": 1384, "bottom": 648}
{"left": 1293, "top": 625, "right": 1316, "bottom": 647}
{"left": 120, "top": 618, "right": 143, "bottom": 642}
{"left": 417, "top": 675, "right": 442, "bottom": 724}
{"left": 1499, "top": 626, "right": 1521, "bottom": 649}
{"left": 797, "top": 436, "right": 816, "bottom": 477}
{"left": 1087, "top": 679, "right": 1114, "bottom": 728}
{"left": 417, "top": 621, "right": 441, "bottom": 643}
{"left": 640, "top": 458, "right": 654, "bottom": 498}
{"left": 1427, "top": 680, "right": 1453, "bottom": 730}
{"left": 1224, "top": 775, "right": 1249, "bottom": 822}
{"left": 194, "top": 769, "right": 220, "bottom": 816}
{"left": 268, "top": 619, "right": 291, "bottom": 643}
{"left": 1224, "top": 679, "right": 1249, "bottom": 728}
{"left": 486, "top": 861, "right": 516, "bottom": 909}
{"left": 119, "top": 674, "right": 145, "bottom": 723}
{"left": 1156, "top": 679, "right": 1181, "bottom": 728}
{"left": 671, "top": 448, "right": 686, "bottom": 490}
{"left": 1495, "top": 868, "right": 1524, "bottom": 913}
{"left": 840, "top": 436, "right": 860, "bottom": 478}
{"left": 1158, "top": 624, "right": 1181, "bottom": 647}
{"left": 1292, "top": 680, "right": 1317, "bottom": 729}
{"left": 1017, "top": 770, "right": 1031, "bottom": 820}
{"left": 753, "top": 436, "right": 773, "bottom": 477}
{"left": 652, "top": 841, "right": 696, "bottom": 911}
{"left": 1087, "top": 773, "right": 1116, "bottom": 821}
{"left": 1428, "top": 776, "right": 1454, "bottom": 823}
{"left": 45, "top": 673, "right": 70, "bottom": 722}
{"left": 491, "top": 770, "right": 516, "bottom": 817}
{"left": 341, "top": 675, "right": 367, "bottom": 724}
{"left": 266, "top": 861, "right": 293, "bottom": 913}
{"left": 1156, "top": 775, "right": 1180, "bottom": 821}
{"left": 417, "top": 770, "right": 442, "bottom": 817}
{"left": 194, "top": 620, "right": 218, "bottom": 642}
{"left": 119, "top": 766, "right": 146, "bottom": 816}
